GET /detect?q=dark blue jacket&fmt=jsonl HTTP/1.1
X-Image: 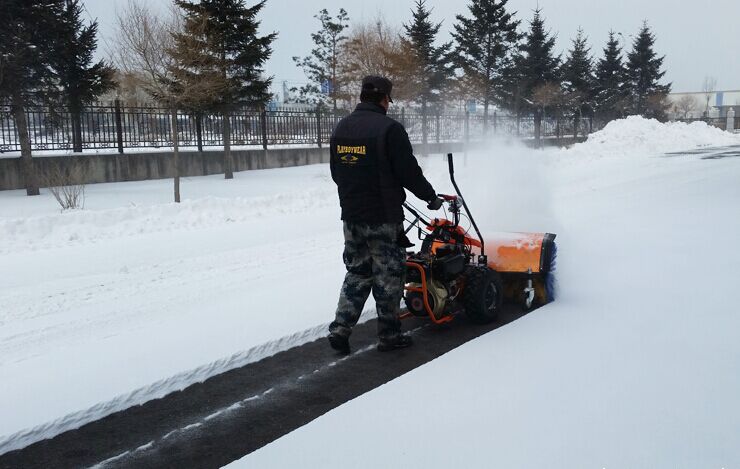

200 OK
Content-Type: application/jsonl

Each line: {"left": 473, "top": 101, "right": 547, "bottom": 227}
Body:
{"left": 330, "top": 103, "right": 436, "bottom": 223}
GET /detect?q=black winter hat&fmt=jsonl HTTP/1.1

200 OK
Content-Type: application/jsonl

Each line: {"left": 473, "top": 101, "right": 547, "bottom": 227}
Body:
{"left": 361, "top": 76, "right": 393, "bottom": 102}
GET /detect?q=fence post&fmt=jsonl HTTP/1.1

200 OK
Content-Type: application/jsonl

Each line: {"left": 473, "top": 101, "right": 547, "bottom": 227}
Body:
{"left": 114, "top": 99, "right": 124, "bottom": 154}
{"left": 435, "top": 112, "right": 440, "bottom": 144}
{"left": 401, "top": 107, "right": 406, "bottom": 127}
{"left": 422, "top": 104, "right": 428, "bottom": 156}
{"left": 727, "top": 108, "right": 736, "bottom": 132}
{"left": 464, "top": 110, "right": 470, "bottom": 144}
{"left": 195, "top": 113, "right": 203, "bottom": 152}
{"left": 493, "top": 111, "right": 497, "bottom": 134}
{"left": 316, "top": 105, "right": 322, "bottom": 148}
{"left": 260, "top": 106, "right": 268, "bottom": 150}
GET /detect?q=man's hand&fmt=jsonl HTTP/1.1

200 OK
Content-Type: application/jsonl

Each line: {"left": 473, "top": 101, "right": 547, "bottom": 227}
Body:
{"left": 427, "top": 197, "right": 444, "bottom": 210}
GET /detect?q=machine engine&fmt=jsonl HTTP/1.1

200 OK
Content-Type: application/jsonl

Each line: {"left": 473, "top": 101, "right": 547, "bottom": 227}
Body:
{"left": 404, "top": 245, "right": 467, "bottom": 319}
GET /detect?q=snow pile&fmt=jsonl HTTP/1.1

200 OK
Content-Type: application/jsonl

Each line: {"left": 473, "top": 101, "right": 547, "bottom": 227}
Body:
{"left": 0, "top": 187, "right": 334, "bottom": 254}
{"left": 566, "top": 115, "right": 740, "bottom": 158}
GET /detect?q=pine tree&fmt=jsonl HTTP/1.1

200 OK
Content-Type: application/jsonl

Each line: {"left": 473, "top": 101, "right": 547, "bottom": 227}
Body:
{"left": 403, "top": 0, "right": 454, "bottom": 109}
{"left": 451, "top": 0, "right": 520, "bottom": 130}
{"left": 175, "top": 0, "right": 276, "bottom": 179}
{"left": 561, "top": 28, "right": 594, "bottom": 137}
{"left": 402, "top": 0, "right": 454, "bottom": 151}
{"left": 594, "top": 31, "right": 627, "bottom": 121}
{"left": 52, "top": 0, "right": 115, "bottom": 153}
{"left": 292, "top": 9, "right": 349, "bottom": 110}
{"left": 517, "top": 8, "right": 561, "bottom": 143}
{"left": 0, "top": 0, "right": 65, "bottom": 195}
{"left": 624, "top": 22, "right": 671, "bottom": 119}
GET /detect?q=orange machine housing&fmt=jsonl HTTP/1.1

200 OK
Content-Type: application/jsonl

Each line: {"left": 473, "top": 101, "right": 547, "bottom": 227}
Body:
{"left": 482, "top": 232, "right": 552, "bottom": 274}
{"left": 428, "top": 218, "right": 553, "bottom": 274}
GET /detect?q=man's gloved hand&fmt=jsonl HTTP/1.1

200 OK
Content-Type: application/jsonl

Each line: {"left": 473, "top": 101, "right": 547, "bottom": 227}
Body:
{"left": 427, "top": 197, "right": 444, "bottom": 210}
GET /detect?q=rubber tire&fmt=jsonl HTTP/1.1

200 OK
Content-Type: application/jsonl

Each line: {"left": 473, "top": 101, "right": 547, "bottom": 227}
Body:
{"left": 463, "top": 266, "right": 503, "bottom": 324}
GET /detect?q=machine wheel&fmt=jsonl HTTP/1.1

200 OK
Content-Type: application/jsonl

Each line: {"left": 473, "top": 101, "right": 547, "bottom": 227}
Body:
{"left": 463, "top": 266, "right": 503, "bottom": 324}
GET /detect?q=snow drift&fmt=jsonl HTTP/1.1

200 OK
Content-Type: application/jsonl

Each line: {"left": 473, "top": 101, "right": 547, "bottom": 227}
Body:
{"left": 566, "top": 115, "right": 740, "bottom": 159}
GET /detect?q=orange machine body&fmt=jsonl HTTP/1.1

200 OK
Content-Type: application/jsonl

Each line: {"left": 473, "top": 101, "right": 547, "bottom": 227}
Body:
{"left": 428, "top": 218, "right": 549, "bottom": 274}
{"left": 482, "top": 232, "right": 550, "bottom": 274}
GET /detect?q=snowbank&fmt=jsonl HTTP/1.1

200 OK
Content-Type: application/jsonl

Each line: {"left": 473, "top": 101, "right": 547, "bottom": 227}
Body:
{"left": 566, "top": 115, "right": 740, "bottom": 159}
{"left": 0, "top": 188, "right": 333, "bottom": 254}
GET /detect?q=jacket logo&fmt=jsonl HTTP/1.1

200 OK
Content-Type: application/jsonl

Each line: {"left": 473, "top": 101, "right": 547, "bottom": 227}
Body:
{"left": 336, "top": 145, "right": 366, "bottom": 155}
{"left": 336, "top": 144, "right": 367, "bottom": 165}
{"left": 341, "top": 154, "right": 359, "bottom": 163}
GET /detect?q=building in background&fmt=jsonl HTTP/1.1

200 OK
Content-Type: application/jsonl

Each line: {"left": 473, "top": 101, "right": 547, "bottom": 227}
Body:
{"left": 667, "top": 89, "right": 740, "bottom": 120}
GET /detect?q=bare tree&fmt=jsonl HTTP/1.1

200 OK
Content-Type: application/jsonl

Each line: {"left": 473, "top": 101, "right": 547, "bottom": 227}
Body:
{"left": 111, "top": 0, "right": 223, "bottom": 202}
{"left": 531, "top": 82, "right": 564, "bottom": 145}
{"left": 339, "top": 15, "right": 417, "bottom": 105}
{"left": 674, "top": 95, "right": 698, "bottom": 119}
{"left": 111, "top": 0, "right": 183, "bottom": 201}
{"left": 41, "top": 158, "right": 91, "bottom": 210}
{"left": 532, "top": 83, "right": 563, "bottom": 120}
{"left": 702, "top": 76, "right": 717, "bottom": 117}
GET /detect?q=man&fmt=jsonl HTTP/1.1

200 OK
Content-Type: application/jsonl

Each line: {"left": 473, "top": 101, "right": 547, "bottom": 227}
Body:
{"left": 328, "top": 76, "right": 444, "bottom": 354}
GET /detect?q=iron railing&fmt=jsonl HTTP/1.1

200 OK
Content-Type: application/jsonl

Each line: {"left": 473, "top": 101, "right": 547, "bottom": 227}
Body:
{"left": 675, "top": 117, "right": 737, "bottom": 131}
{"left": 0, "top": 102, "right": 603, "bottom": 153}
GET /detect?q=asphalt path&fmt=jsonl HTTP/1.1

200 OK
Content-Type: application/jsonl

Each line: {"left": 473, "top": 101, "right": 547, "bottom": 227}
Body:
{"left": 0, "top": 305, "right": 530, "bottom": 469}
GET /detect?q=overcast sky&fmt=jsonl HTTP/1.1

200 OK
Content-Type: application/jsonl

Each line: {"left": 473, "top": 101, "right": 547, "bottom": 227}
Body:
{"left": 84, "top": 0, "right": 740, "bottom": 94}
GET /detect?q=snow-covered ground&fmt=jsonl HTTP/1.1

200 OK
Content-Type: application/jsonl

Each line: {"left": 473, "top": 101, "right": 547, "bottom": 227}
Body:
{"left": 229, "top": 118, "right": 740, "bottom": 468}
{"left": 1, "top": 117, "right": 739, "bottom": 462}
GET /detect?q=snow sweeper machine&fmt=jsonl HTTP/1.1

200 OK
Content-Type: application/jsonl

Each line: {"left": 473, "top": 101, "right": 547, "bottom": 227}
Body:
{"left": 401, "top": 153, "right": 557, "bottom": 324}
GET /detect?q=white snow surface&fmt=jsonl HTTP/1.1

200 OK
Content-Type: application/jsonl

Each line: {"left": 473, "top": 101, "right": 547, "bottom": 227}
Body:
{"left": 229, "top": 122, "right": 740, "bottom": 468}
{"left": 1, "top": 118, "right": 739, "bottom": 462}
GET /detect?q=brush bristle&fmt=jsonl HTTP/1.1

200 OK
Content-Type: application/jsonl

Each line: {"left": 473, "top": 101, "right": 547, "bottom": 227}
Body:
{"left": 544, "top": 242, "right": 557, "bottom": 302}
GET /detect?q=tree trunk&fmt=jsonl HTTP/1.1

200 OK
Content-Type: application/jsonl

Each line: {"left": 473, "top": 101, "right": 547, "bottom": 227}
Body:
{"left": 483, "top": 98, "right": 489, "bottom": 136}
{"left": 421, "top": 99, "right": 428, "bottom": 156}
{"left": 223, "top": 110, "right": 233, "bottom": 179}
{"left": 195, "top": 113, "right": 203, "bottom": 153}
{"left": 72, "top": 109, "right": 83, "bottom": 153}
{"left": 534, "top": 109, "right": 542, "bottom": 148}
{"left": 573, "top": 115, "right": 578, "bottom": 139}
{"left": 170, "top": 107, "right": 181, "bottom": 203}
{"left": 11, "top": 95, "right": 40, "bottom": 196}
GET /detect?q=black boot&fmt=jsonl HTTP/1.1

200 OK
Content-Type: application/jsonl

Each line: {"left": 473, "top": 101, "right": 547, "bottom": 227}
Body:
{"left": 377, "top": 333, "right": 413, "bottom": 352}
{"left": 328, "top": 333, "right": 350, "bottom": 355}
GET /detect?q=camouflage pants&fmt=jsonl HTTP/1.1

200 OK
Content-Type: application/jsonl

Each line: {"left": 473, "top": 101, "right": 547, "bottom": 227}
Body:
{"left": 330, "top": 222, "right": 406, "bottom": 340}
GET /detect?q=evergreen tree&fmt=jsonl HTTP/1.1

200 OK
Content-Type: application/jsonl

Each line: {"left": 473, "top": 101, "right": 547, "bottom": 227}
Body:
{"left": 292, "top": 9, "right": 349, "bottom": 110}
{"left": 451, "top": 0, "right": 520, "bottom": 130}
{"left": 517, "top": 8, "right": 561, "bottom": 142}
{"left": 175, "top": 0, "right": 276, "bottom": 179}
{"left": 402, "top": 0, "right": 454, "bottom": 110}
{"left": 402, "top": 0, "right": 454, "bottom": 150}
{"left": 624, "top": 22, "right": 671, "bottom": 119}
{"left": 594, "top": 31, "right": 627, "bottom": 120}
{"left": 561, "top": 28, "right": 594, "bottom": 137}
{"left": 52, "top": 0, "right": 115, "bottom": 152}
{"left": 0, "top": 0, "right": 65, "bottom": 195}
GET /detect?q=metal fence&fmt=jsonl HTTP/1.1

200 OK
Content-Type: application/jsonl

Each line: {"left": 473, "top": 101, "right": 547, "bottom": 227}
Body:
{"left": 675, "top": 117, "right": 737, "bottom": 131}
{"left": 0, "top": 102, "right": 602, "bottom": 153}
